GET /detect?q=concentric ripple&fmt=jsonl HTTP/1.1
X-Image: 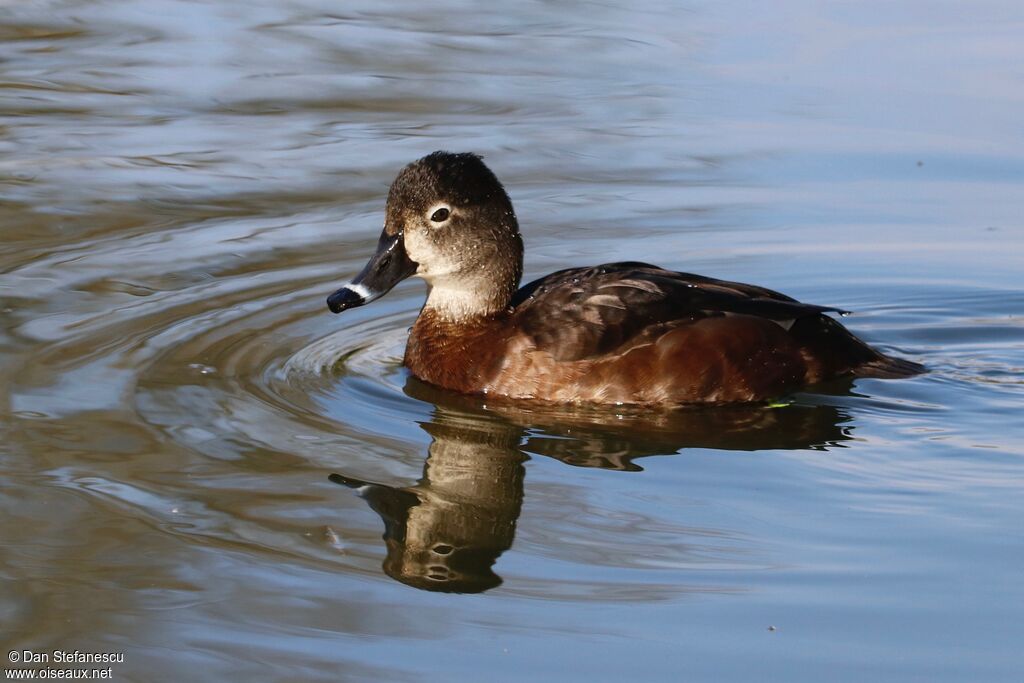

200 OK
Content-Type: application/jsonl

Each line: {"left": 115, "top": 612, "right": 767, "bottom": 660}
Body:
{"left": 133, "top": 274, "right": 433, "bottom": 472}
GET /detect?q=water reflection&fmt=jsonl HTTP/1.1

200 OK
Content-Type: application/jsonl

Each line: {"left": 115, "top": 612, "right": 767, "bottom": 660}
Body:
{"left": 332, "top": 384, "right": 853, "bottom": 593}
{"left": 331, "top": 417, "right": 525, "bottom": 593}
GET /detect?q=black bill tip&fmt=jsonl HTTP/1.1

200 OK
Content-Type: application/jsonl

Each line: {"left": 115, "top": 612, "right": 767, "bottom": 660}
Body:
{"left": 329, "top": 472, "right": 369, "bottom": 488}
{"left": 326, "top": 287, "right": 366, "bottom": 314}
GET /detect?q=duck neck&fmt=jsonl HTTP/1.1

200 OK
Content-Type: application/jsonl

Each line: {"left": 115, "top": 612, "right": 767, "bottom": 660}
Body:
{"left": 422, "top": 282, "right": 508, "bottom": 321}
{"left": 405, "top": 306, "right": 512, "bottom": 393}
{"left": 420, "top": 263, "right": 520, "bottom": 321}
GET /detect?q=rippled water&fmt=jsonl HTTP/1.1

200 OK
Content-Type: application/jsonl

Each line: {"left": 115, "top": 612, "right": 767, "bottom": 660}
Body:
{"left": 2, "top": 1, "right": 1023, "bottom": 681}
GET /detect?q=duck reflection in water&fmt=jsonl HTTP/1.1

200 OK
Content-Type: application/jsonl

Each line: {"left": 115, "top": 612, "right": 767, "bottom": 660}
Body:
{"left": 332, "top": 416, "right": 524, "bottom": 593}
{"left": 330, "top": 379, "right": 856, "bottom": 593}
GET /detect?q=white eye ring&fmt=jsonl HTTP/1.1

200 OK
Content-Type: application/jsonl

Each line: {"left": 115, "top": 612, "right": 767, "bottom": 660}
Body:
{"left": 428, "top": 204, "right": 451, "bottom": 224}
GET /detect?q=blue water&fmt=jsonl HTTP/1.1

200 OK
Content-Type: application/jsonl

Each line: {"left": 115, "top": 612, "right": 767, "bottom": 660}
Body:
{"left": 1, "top": 1, "right": 1022, "bottom": 681}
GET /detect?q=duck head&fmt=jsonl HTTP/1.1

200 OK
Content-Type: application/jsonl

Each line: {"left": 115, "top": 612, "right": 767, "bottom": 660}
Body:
{"left": 327, "top": 151, "right": 523, "bottom": 319}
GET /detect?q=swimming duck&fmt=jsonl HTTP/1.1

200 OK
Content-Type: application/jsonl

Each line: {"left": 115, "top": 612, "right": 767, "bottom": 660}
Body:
{"left": 327, "top": 152, "right": 923, "bottom": 404}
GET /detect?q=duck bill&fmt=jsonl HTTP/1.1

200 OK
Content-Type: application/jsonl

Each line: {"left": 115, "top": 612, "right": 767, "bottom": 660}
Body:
{"left": 327, "top": 229, "right": 418, "bottom": 314}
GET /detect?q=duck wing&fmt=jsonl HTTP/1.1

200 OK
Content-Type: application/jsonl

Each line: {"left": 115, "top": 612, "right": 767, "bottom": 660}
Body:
{"left": 511, "top": 262, "right": 848, "bottom": 362}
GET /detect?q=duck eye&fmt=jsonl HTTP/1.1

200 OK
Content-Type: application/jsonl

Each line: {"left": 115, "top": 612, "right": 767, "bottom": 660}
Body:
{"left": 430, "top": 207, "right": 450, "bottom": 223}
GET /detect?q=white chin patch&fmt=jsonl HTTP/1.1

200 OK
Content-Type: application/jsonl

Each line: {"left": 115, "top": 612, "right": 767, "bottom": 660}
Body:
{"left": 346, "top": 282, "right": 372, "bottom": 299}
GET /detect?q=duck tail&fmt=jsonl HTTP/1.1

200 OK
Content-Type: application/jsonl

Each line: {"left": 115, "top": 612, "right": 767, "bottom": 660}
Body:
{"left": 789, "top": 314, "right": 925, "bottom": 380}
{"left": 854, "top": 353, "right": 926, "bottom": 379}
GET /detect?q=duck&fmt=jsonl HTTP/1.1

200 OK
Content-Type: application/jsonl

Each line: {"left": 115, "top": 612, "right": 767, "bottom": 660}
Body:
{"left": 326, "top": 151, "right": 923, "bottom": 405}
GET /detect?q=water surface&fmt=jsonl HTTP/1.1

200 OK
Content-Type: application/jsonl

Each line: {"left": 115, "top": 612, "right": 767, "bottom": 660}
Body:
{"left": 2, "top": 1, "right": 1023, "bottom": 681}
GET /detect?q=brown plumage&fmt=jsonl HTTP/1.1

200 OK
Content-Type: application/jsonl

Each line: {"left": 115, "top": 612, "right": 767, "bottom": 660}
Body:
{"left": 327, "top": 152, "right": 924, "bottom": 405}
